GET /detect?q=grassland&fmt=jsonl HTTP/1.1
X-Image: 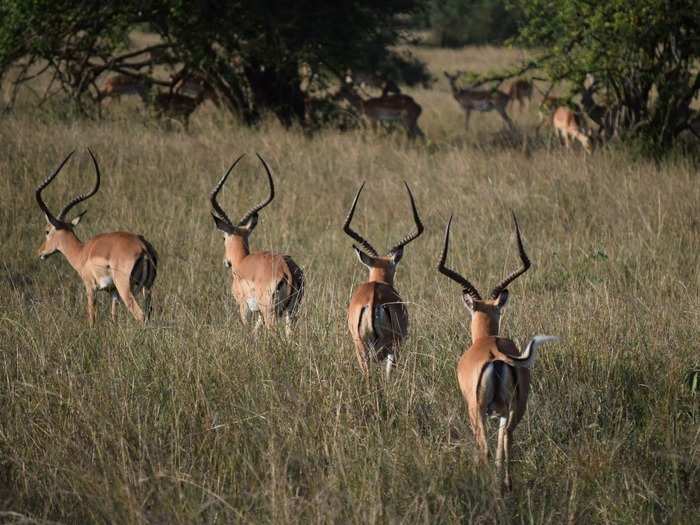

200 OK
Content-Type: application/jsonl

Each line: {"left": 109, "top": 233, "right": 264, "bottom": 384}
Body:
{"left": 1, "top": 46, "right": 699, "bottom": 524}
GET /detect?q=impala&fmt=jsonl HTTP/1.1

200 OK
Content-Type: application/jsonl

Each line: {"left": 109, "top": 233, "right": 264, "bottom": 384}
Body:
{"left": 335, "top": 80, "right": 425, "bottom": 139}
{"left": 507, "top": 79, "right": 533, "bottom": 112}
{"left": 343, "top": 182, "right": 424, "bottom": 379}
{"left": 36, "top": 150, "right": 158, "bottom": 325}
{"left": 444, "top": 71, "right": 515, "bottom": 133}
{"left": 552, "top": 106, "right": 593, "bottom": 153}
{"left": 173, "top": 72, "right": 221, "bottom": 107}
{"left": 210, "top": 154, "right": 304, "bottom": 335}
{"left": 98, "top": 74, "right": 150, "bottom": 105}
{"left": 437, "top": 214, "right": 558, "bottom": 491}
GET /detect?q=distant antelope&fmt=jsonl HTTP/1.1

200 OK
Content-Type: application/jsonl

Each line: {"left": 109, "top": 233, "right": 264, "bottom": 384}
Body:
{"left": 444, "top": 71, "right": 515, "bottom": 133}
{"left": 98, "top": 74, "right": 150, "bottom": 105}
{"left": 210, "top": 154, "right": 304, "bottom": 335}
{"left": 335, "top": 80, "right": 425, "bottom": 140}
{"left": 343, "top": 182, "right": 424, "bottom": 379}
{"left": 507, "top": 79, "right": 533, "bottom": 112}
{"left": 437, "top": 214, "right": 558, "bottom": 491}
{"left": 36, "top": 150, "right": 157, "bottom": 325}
{"left": 172, "top": 72, "right": 221, "bottom": 108}
{"left": 552, "top": 106, "right": 593, "bottom": 153}
{"left": 150, "top": 91, "right": 205, "bottom": 129}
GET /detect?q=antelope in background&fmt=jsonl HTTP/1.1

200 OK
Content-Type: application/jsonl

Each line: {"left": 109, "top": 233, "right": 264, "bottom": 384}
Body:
{"left": 36, "top": 150, "right": 158, "bottom": 325}
{"left": 552, "top": 106, "right": 593, "bottom": 153}
{"left": 343, "top": 182, "right": 424, "bottom": 379}
{"left": 507, "top": 79, "right": 533, "bottom": 112}
{"left": 210, "top": 154, "right": 304, "bottom": 335}
{"left": 335, "top": 77, "right": 425, "bottom": 140}
{"left": 98, "top": 74, "right": 150, "bottom": 106}
{"left": 437, "top": 213, "right": 558, "bottom": 491}
{"left": 444, "top": 71, "right": 515, "bottom": 133}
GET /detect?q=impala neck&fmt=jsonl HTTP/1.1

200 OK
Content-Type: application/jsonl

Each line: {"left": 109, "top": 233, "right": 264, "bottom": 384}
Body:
{"left": 470, "top": 310, "right": 500, "bottom": 341}
{"left": 56, "top": 230, "right": 87, "bottom": 272}
{"left": 225, "top": 233, "right": 251, "bottom": 268}
{"left": 368, "top": 266, "right": 395, "bottom": 286}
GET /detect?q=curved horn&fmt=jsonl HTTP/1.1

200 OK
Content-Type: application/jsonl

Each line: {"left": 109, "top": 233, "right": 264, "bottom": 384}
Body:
{"left": 210, "top": 154, "right": 246, "bottom": 226}
{"left": 342, "top": 182, "right": 378, "bottom": 257}
{"left": 57, "top": 148, "right": 101, "bottom": 220}
{"left": 490, "top": 212, "right": 531, "bottom": 298}
{"left": 238, "top": 153, "right": 275, "bottom": 226}
{"left": 36, "top": 150, "right": 75, "bottom": 228}
{"left": 388, "top": 181, "right": 424, "bottom": 254}
{"left": 437, "top": 215, "right": 482, "bottom": 301}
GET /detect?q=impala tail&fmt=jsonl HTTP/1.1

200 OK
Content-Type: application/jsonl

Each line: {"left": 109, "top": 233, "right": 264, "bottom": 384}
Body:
{"left": 274, "top": 257, "right": 305, "bottom": 318}
{"left": 509, "top": 335, "right": 560, "bottom": 369}
{"left": 131, "top": 236, "right": 159, "bottom": 292}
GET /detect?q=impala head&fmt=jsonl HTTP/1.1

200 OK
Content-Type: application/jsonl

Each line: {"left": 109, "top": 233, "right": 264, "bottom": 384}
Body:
{"left": 210, "top": 153, "right": 275, "bottom": 267}
{"left": 444, "top": 70, "right": 465, "bottom": 94}
{"left": 438, "top": 213, "right": 530, "bottom": 338}
{"left": 343, "top": 182, "right": 423, "bottom": 285}
{"left": 36, "top": 149, "right": 101, "bottom": 259}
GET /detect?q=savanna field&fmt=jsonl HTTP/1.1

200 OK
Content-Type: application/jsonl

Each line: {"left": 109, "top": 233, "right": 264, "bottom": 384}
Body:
{"left": 1, "top": 46, "right": 699, "bottom": 524}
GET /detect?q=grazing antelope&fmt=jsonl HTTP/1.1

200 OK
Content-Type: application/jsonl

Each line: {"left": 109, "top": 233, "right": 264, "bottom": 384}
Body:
{"left": 437, "top": 214, "right": 558, "bottom": 491}
{"left": 344, "top": 182, "right": 424, "bottom": 379}
{"left": 173, "top": 72, "right": 221, "bottom": 108}
{"left": 210, "top": 154, "right": 304, "bottom": 335}
{"left": 335, "top": 80, "right": 425, "bottom": 140}
{"left": 552, "top": 106, "right": 593, "bottom": 153}
{"left": 507, "top": 79, "right": 533, "bottom": 112}
{"left": 36, "top": 150, "right": 158, "bottom": 325}
{"left": 444, "top": 71, "right": 515, "bottom": 133}
{"left": 98, "top": 74, "right": 150, "bottom": 105}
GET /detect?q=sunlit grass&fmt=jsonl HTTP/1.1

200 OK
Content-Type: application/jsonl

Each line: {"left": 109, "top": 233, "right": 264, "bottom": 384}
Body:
{"left": 1, "top": 45, "right": 698, "bottom": 524}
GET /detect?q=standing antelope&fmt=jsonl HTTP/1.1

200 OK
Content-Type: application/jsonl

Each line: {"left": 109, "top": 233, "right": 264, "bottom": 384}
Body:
{"left": 444, "top": 71, "right": 515, "bottom": 133}
{"left": 36, "top": 150, "right": 158, "bottom": 325}
{"left": 437, "top": 214, "right": 558, "bottom": 491}
{"left": 343, "top": 182, "right": 424, "bottom": 379}
{"left": 210, "top": 154, "right": 304, "bottom": 335}
{"left": 507, "top": 79, "right": 533, "bottom": 112}
{"left": 335, "top": 80, "right": 425, "bottom": 140}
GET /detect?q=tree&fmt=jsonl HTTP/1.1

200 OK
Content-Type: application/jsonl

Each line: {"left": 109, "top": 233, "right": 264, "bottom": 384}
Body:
{"left": 428, "top": 1, "right": 521, "bottom": 47}
{"left": 0, "top": 0, "right": 423, "bottom": 127}
{"left": 512, "top": 0, "right": 700, "bottom": 154}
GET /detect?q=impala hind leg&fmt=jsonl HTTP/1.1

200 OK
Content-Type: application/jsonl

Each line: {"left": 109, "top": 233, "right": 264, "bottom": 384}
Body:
{"left": 111, "top": 292, "right": 119, "bottom": 321}
{"left": 142, "top": 287, "right": 153, "bottom": 321}
{"left": 114, "top": 275, "right": 145, "bottom": 323}
{"left": 85, "top": 284, "right": 97, "bottom": 326}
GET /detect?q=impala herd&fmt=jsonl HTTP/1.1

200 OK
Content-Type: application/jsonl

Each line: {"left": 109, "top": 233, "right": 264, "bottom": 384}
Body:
{"left": 34, "top": 148, "right": 559, "bottom": 491}
{"left": 97, "top": 70, "right": 594, "bottom": 151}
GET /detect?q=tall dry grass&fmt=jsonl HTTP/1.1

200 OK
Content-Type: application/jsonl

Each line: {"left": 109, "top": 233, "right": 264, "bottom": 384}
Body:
{"left": 0, "top": 46, "right": 698, "bottom": 524}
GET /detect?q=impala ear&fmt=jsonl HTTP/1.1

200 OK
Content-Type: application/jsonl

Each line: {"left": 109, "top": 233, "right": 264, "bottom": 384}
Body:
{"left": 70, "top": 210, "right": 87, "bottom": 226}
{"left": 212, "top": 213, "right": 235, "bottom": 235}
{"left": 495, "top": 289, "right": 510, "bottom": 308}
{"left": 239, "top": 213, "right": 258, "bottom": 232}
{"left": 462, "top": 293, "right": 476, "bottom": 312}
{"left": 353, "top": 246, "right": 375, "bottom": 268}
{"left": 389, "top": 247, "right": 404, "bottom": 265}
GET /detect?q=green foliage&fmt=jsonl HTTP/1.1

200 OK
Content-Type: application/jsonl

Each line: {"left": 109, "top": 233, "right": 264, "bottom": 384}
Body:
{"left": 512, "top": 0, "right": 700, "bottom": 155}
{"left": 0, "top": 1, "right": 423, "bottom": 125}
{"left": 428, "top": 0, "right": 521, "bottom": 47}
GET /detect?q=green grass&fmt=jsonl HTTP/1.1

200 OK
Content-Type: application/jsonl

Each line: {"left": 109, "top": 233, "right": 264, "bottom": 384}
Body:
{"left": 1, "top": 45, "right": 699, "bottom": 524}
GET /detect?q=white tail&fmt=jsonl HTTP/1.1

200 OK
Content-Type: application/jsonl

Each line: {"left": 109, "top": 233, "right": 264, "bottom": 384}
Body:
{"left": 513, "top": 335, "right": 560, "bottom": 368}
